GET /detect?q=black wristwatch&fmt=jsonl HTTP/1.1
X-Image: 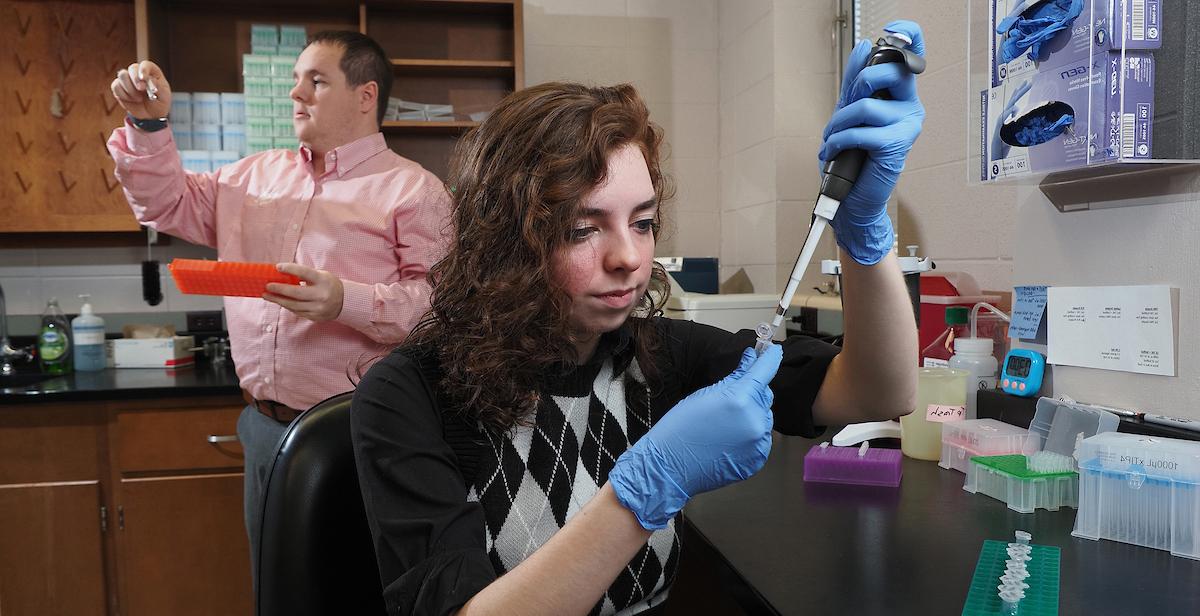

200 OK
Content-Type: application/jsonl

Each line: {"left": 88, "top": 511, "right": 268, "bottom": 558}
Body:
{"left": 128, "top": 113, "right": 169, "bottom": 133}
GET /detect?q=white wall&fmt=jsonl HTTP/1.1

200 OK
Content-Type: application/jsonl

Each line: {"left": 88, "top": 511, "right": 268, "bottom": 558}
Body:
{"left": 524, "top": 0, "right": 722, "bottom": 261}
{"left": 0, "top": 241, "right": 223, "bottom": 319}
{"left": 884, "top": 0, "right": 1200, "bottom": 419}
{"left": 715, "top": 0, "right": 840, "bottom": 294}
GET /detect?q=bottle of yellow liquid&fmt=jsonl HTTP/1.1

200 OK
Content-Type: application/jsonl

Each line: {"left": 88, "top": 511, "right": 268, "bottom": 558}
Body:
{"left": 900, "top": 367, "right": 968, "bottom": 460}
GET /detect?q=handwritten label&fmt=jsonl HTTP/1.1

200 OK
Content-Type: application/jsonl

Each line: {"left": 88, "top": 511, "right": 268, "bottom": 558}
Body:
{"left": 1009, "top": 285, "right": 1048, "bottom": 340}
{"left": 926, "top": 404, "right": 967, "bottom": 423}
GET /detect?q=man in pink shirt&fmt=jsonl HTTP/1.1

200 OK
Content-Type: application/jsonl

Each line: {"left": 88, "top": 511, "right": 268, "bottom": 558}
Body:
{"left": 107, "top": 31, "right": 450, "bottom": 586}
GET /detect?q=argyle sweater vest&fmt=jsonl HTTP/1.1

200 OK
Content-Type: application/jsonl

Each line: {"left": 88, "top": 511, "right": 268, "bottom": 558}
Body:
{"left": 450, "top": 357, "right": 679, "bottom": 615}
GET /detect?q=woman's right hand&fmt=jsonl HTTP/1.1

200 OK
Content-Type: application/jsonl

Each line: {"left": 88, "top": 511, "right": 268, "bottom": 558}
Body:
{"left": 111, "top": 60, "right": 173, "bottom": 120}
{"left": 609, "top": 344, "right": 783, "bottom": 530}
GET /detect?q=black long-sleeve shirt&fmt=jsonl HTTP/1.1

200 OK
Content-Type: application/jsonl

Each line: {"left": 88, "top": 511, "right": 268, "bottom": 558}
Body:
{"left": 351, "top": 317, "right": 839, "bottom": 615}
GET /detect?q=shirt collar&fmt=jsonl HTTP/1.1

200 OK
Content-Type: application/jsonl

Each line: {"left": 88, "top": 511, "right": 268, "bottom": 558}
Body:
{"left": 299, "top": 132, "right": 388, "bottom": 178}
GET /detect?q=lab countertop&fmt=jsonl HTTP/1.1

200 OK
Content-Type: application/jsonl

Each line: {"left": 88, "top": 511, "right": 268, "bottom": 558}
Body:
{"left": 0, "top": 361, "right": 241, "bottom": 405}
{"left": 682, "top": 433, "right": 1200, "bottom": 615}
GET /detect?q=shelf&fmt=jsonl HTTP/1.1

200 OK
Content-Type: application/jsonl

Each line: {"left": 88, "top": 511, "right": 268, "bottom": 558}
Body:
{"left": 391, "top": 58, "right": 514, "bottom": 76}
{"left": 382, "top": 120, "right": 479, "bottom": 133}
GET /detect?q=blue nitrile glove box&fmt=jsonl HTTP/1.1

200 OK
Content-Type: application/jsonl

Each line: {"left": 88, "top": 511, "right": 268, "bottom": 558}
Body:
{"left": 657, "top": 257, "right": 718, "bottom": 294}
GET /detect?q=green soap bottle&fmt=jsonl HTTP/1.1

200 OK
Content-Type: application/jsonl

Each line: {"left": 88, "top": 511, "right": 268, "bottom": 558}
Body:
{"left": 37, "top": 298, "right": 73, "bottom": 375}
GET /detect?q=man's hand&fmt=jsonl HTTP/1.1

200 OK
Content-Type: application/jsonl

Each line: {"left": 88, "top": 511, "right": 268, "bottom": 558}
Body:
{"left": 264, "top": 263, "right": 345, "bottom": 322}
{"left": 111, "top": 60, "right": 172, "bottom": 121}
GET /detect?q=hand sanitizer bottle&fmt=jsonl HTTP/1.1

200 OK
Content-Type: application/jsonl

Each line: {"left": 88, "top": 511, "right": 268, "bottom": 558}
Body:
{"left": 72, "top": 295, "right": 107, "bottom": 371}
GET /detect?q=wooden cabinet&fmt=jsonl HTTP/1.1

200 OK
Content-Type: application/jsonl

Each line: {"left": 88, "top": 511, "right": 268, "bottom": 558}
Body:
{"left": 0, "top": 396, "right": 247, "bottom": 616}
{"left": 117, "top": 474, "right": 249, "bottom": 616}
{"left": 0, "top": 0, "right": 140, "bottom": 233}
{"left": 110, "top": 403, "right": 250, "bottom": 616}
{"left": 0, "top": 482, "right": 108, "bottom": 616}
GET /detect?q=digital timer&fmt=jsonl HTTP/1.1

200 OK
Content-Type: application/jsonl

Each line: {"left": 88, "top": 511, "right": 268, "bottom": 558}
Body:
{"left": 1000, "top": 349, "right": 1045, "bottom": 397}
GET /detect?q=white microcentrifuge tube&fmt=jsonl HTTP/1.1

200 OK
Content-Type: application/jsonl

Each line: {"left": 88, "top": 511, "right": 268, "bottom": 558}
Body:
{"left": 1015, "top": 530, "right": 1032, "bottom": 545}
{"left": 754, "top": 322, "right": 775, "bottom": 354}
{"left": 858, "top": 441, "right": 870, "bottom": 458}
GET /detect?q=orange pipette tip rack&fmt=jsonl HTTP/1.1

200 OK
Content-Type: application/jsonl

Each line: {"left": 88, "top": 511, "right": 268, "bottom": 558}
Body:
{"left": 169, "top": 259, "right": 301, "bottom": 297}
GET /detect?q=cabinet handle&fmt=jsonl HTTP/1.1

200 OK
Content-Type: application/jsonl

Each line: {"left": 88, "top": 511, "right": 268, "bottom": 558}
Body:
{"left": 118, "top": 506, "right": 124, "bottom": 531}
{"left": 100, "top": 505, "right": 108, "bottom": 533}
{"left": 206, "top": 434, "right": 239, "bottom": 444}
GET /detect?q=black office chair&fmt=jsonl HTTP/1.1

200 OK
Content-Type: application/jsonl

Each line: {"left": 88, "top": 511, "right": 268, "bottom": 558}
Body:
{"left": 256, "top": 391, "right": 387, "bottom": 616}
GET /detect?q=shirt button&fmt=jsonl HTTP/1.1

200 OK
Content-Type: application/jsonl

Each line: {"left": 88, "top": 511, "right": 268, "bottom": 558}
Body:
{"left": 291, "top": 223, "right": 299, "bottom": 230}
{"left": 264, "top": 377, "right": 272, "bottom": 384}
{"left": 265, "top": 324, "right": 273, "bottom": 333}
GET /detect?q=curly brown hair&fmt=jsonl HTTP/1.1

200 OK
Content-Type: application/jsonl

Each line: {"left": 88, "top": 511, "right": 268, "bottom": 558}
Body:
{"left": 405, "top": 82, "right": 674, "bottom": 434}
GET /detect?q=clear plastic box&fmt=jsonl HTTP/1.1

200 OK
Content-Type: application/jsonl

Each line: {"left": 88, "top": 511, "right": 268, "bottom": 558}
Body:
{"left": 272, "top": 98, "right": 293, "bottom": 119}
{"left": 220, "top": 93, "right": 244, "bottom": 125}
{"left": 969, "top": 0, "right": 1200, "bottom": 183}
{"left": 940, "top": 419, "right": 1040, "bottom": 474}
{"left": 272, "top": 117, "right": 294, "bottom": 138}
{"left": 270, "top": 78, "right": 293, "bottom": 99}
{"left": 964, "top": 454, "right": 1078, "bottom": 513}
{"left": 251, "top": 24, "right": 278, "bottom": 49}
{"left": 1072, "top": 432, "right": 1200, "bottom": 560}
{"left": 191, "top": 93, "right": 221, "bottom": 125}
{"left": 170, "top": 92, "right": 192, "bottom": 124}
{"left": 270, "top": 55, "right": 295, "bottom": 79}
{"left": 242, "top": 54, "right": 271, "bottom": 78}
{"left": 962, "top": 397, "right": 1120, "bottom": 512}
{"left": 245, "top": 96, "right": 273, "bottom": 119}
{"left": 279, "top": 25, "right": 307, "bottom": 49}
{"left": 246, "top": 137, "right": 274, "bottom": 155}
{"left": 244, "top": 77, "right": 273, "bottom": 98}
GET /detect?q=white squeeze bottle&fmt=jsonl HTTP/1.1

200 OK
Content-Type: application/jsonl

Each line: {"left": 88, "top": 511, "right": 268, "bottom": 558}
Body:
{"left": 949, "top": 337, "right": 997, "bottom": 420}
{"left": 72, "top": 294, "right": 107, "bottom": 372}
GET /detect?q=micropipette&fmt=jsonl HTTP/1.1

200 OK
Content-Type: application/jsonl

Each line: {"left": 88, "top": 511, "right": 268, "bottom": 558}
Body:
{"left": 754, "top": 30, "right": 926, "bottom": 354}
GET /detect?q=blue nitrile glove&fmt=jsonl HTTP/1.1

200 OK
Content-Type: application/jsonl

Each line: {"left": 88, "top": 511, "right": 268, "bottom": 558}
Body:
{"left": 610, "top": 344, "right": 783, "bottom": 530}
{"left": 819, "top": 20, "right": 926, "bottom": 266}
{"left": 991, "top": 80, "right": 1032, "bottom": 161}
{"left": 996, "top": 0, "right": 1084, "bottom": 63}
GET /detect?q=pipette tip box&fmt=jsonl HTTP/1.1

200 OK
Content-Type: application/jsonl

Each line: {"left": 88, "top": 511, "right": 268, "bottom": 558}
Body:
{"left": 1072, "top": 432, "right": 1200, "bottom": 560}
{"left": 803, "top": 442, "right": 902, "bottom": 487}
{"left": 169, "top": 258, "right": 300, "bottom": 297}
{"left": 964, "top": 455, "right": 1078, "bottom": 514}
{"left": 940, "top": 419, "right": 1040, "bottom": 474}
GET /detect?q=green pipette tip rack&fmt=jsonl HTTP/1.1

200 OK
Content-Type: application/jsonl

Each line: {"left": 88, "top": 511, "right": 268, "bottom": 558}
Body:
{"left": 962, "top": 540, "right": 1060, "bottom": 616}
{"left": 974, "top": 455, "right": 1077, "bottom": 480}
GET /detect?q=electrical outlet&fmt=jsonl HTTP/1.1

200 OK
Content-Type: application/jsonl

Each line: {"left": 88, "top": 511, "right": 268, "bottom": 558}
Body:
{"left": 186, "top": 310, "right": 224, "bottom": 332}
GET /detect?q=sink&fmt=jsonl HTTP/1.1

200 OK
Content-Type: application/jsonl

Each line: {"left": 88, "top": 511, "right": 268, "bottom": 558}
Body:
{"left": 0, "top": 372, "right": 59, "bottom": 389}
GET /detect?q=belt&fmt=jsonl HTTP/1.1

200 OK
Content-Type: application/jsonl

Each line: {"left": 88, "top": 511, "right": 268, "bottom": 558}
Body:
{"left": 243, "top": 391, "right": 304, "bottom": 423}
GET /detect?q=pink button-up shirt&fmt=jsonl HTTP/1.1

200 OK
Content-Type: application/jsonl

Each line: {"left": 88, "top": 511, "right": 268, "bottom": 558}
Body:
{"left": 108, "top": 121, "right": 450, "bottom": 410}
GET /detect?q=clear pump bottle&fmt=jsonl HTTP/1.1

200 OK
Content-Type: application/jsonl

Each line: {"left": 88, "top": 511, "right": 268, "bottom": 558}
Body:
{"left": 72, "top": 295, "right": 107, "bottom": 372}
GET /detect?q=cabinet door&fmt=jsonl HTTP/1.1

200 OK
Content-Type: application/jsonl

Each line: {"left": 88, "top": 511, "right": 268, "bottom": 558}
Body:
{"left": 0, "top": 481, "right": 107, "bottom": 616}
{"left": 118, "top": 474, "right": 251, "bottom": 616}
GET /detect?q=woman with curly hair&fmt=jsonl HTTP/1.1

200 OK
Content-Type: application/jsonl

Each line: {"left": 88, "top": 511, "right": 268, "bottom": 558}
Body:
{"left": 351, "top": 21, "right": 925, "bottom": 616}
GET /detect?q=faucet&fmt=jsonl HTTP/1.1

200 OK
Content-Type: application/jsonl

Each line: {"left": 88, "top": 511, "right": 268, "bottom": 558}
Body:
{"left": 0, "top": 283, "right": 34, "bottom": 376}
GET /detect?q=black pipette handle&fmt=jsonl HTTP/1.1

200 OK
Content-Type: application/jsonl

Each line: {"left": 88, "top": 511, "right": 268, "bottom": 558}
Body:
{"left": 820, "top": 35, "right": 926, "bottom": 202}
